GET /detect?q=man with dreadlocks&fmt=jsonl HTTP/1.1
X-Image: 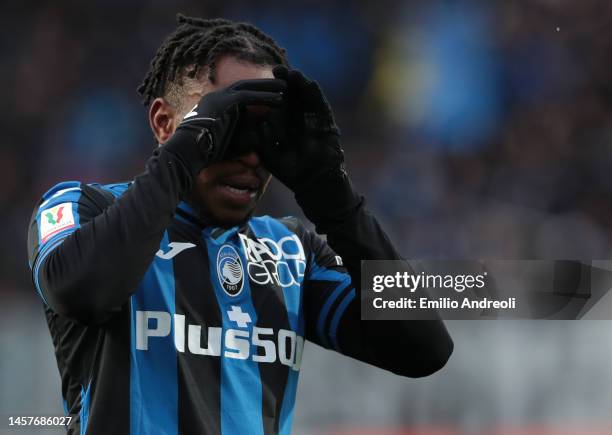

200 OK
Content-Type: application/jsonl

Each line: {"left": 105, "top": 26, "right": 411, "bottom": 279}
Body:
{"left": 27, "top": 14, "right": 452, "bottom": 435}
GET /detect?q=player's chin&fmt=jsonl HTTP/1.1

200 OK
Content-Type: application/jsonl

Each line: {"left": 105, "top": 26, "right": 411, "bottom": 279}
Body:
{"left": 212, "top": 206, "right": 254, "bottom": 227}
{"left": 207, "top": 188, "right": 262, "bottom": 227}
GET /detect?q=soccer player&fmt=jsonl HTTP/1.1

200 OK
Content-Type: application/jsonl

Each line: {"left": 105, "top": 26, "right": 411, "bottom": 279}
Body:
{"left": 27, "top": 14, "right": 453, "bottom": 435}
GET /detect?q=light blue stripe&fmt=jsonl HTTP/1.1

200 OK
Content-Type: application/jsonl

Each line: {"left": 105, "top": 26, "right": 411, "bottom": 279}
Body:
{"left": 205, "top": 230, "right": 264, "bottom": 435}
{"left": 40, "top": 181, "right": 81, "bottom": 200}
{"left": 329, "top": 289, "right": 357, "bottom": 351}
{"left": 130, "top": 231, "right": 178, "bottom": 435}
{"left": 80, "top": 382, "right": 91, "bottom": 435}
{"left": 37, "top": 181, "right": 81, "bottom": 211}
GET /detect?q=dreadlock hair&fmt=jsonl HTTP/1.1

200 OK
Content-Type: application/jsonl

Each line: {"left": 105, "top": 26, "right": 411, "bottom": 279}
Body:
{"left": 137, "top": 14, "right": 289, "bottom": 111}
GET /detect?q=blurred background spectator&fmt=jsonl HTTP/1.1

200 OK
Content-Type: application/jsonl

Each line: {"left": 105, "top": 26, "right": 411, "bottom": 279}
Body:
{"left": 2, "top": 0, "right": 612, "bottom": 433}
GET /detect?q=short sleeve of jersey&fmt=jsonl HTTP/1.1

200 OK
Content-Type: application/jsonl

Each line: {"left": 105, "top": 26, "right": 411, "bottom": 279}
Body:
{"left": 27, "top": 181, "right": 114, "bottom": 304}
{"left": 284, "top": 218, "right": 356, "bottom": 352}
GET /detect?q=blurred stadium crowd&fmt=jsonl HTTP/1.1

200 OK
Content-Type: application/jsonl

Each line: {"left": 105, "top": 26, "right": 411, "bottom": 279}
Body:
{"left": 2, "top": 0, "right": 612, "bottom": 433}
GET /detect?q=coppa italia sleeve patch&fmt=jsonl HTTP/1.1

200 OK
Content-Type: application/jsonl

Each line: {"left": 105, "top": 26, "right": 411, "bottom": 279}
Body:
{"left": 39, "top": 202, "right": 76, "bottom": 243}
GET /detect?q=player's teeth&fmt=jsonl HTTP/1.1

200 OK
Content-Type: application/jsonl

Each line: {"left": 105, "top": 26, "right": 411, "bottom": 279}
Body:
{"left": 226, "top": 185, "right": 248, "bottom": 194}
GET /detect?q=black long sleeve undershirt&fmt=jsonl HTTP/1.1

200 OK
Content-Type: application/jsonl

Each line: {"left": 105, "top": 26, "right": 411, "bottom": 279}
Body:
{"left": 32, "top": 144, "right": 453, "bottom": 377}
{"left": 36, "top": 148, "right": 192, "bottom": 324}
{"left": 297, "top": 176, "right": 454, "bottom": 378}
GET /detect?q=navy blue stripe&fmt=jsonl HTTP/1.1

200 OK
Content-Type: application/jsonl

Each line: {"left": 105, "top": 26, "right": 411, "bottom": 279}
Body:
{"left": 246, "top": 218, "right": 302, "bottom": 435}
{"left": 315, "top": 280, "right": 350, "bottom": 348}
{"left": 172, "top": 223, "right": 222, "bottom": 435}
{"left": 329, "top": 288, "right": 357, "bottom": 351}
{"left": 247, "top": 218, "right": 305, "bottom": 331}
{"left": 130, "top": 231, "right": 178, "bottom": 435}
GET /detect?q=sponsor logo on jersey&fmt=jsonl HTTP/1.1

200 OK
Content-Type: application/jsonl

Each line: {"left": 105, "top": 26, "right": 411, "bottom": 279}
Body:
{"left": 156, "top": 242, "right": 196, "bottom": 259}
{"left": 39, "top": 202, "right": 75, "bottom": 243}
{"left": 135, "top": 309, "right": 303, "bottom": 370}
{"left": 239, "top": 234, "right": 306, "bottom": 288}
{"left": 217, "top": 244, "right": 244, "bottom": 296}
{"left": 183, "top": 104, "right": 198, "bottom": 119}
{"left": 227, "top": 305, "right": 251, "bottom": 327}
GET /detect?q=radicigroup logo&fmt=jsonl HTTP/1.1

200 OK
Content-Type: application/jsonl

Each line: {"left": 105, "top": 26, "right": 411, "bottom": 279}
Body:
{"left": 217, "top": 244, "right": 244, "bottom": 297}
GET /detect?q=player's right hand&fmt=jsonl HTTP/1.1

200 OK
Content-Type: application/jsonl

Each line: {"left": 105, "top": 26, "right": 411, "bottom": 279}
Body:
{"left": 163, "top": 78, "right": 286, "bottom": 180}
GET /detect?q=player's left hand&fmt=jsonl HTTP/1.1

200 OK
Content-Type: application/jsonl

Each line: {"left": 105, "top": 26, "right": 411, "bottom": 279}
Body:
{"left": 255, "top": 66, "right": 347, "bottom": 194}
{"left": 255, "top": 66, "right": 361, "bottom": 225}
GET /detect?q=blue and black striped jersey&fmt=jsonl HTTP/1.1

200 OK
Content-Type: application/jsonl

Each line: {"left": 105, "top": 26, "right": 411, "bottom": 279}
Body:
{"left": 28, "top": 181, "right": 356, "bottom": 435}
{"left": 27, "top": 147, "right": 452, "bottom": 435}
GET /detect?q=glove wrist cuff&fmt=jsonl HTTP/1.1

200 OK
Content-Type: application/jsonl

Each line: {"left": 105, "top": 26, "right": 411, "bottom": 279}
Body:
{"left": 295, "top": 171, "right": 362, "bottom": 229}
{"left": 162, "top": 126, "right": 212, "bottom": 177}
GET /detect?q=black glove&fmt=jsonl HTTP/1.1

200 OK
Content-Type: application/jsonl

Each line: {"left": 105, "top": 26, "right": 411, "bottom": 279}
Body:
{"left": 163, "top": 78, "right": 287, "bottom": 182}
{"left": 256, "top": 67, "right": 361, "bottom": 225}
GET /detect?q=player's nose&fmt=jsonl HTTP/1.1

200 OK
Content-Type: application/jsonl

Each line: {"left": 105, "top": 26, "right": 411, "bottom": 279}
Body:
{"left": 236, "top": 151, "right": 262, "bottom": 168}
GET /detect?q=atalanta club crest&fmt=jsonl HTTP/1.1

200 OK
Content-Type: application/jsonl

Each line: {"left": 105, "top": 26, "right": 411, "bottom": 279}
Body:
{"left": 217, "top": 244, "right": 244, "bottom": 296}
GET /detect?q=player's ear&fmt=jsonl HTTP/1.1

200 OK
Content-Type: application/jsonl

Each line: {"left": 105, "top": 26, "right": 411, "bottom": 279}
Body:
{"left": 149, "top": 97, "right": 178, "bottom": 144}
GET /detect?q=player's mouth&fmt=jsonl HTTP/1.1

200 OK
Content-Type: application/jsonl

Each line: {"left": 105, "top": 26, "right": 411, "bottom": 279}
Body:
{"left": 216, "top": 176, "right": 261, "bottom": 205}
